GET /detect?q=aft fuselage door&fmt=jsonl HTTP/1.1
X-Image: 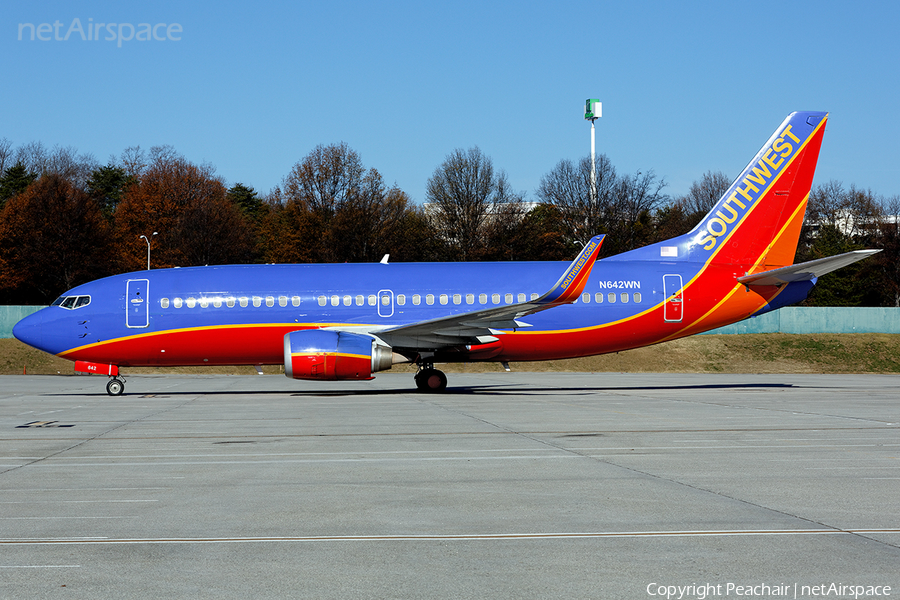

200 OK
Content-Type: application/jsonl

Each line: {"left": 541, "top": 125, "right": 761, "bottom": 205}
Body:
{"left": 663, "top": 274, "right": 683, "bottom": 323}
{"left": 126, "top": 279, "right": 150, "bottom": 328}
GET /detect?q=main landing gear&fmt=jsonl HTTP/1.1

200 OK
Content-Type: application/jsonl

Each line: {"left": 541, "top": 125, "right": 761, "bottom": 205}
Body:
{"left": 106, "top": 376, "right": 125, "bottom": 396}
{"left": 414, "top": 363, "right": 447, "bottom": 393}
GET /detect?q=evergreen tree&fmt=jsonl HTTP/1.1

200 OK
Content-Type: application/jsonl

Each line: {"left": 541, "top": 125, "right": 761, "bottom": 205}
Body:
{"left": 86, "top": 164, "right": 133, "bottom": 217}
{"left": 0, "top": 162, "right": 37, "bottom": 205}
{"left": 227, "top": 183, "right": 264, "bottom": 222}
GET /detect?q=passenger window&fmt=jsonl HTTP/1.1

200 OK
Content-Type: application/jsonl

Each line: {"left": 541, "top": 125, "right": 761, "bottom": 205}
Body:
{"left": 239, "top": 297, "right": 248, "bottom": 308}
{"left": 505, "top": 293, "right": 513, "bottom": 304}
{"left": 368, "top": 295, "right": 376, "bottom": 306}
{"left": 226, "top": 297, "right": 235, "bottom": 308}
{"left": 621, "top": 292, "right": 629, "bottom": 303}
{"left": 531, "top": 293, "right": 539, "bottom": 300}
{"left": 355, "top": 295, "right": 364, "bottom": 306}
{"left": 160, "top": 298, "right": 169, "bottom": 309}
{"left": 381, "top": 295, "right": 390, "bottom": 306}
{"left": 266, "top": 296, "right": 275, "bottom": 307}
{"left": 517, "top": 293, "right": 526, "bottom": 303}
{"left": 466, "top": 294, "right": 474, "bottom": 305}
{"left": 452, "top": 294, "right": 461, "bottom": 305}
{"left": 426, "top": 294, "right": 434, "bottom": 305}
{"left": 492, "top": 293, "right": 500, "bottom": 304}
{"left": 279, "top": 296, "right": 288, "bottom": 307}
{"left": 187, "top": 297, "right": 197, "bottom": 308}
{"left": 330, "top": 295, "right": 338, "bottom": 307}
{"left": 292, "top": 296, "right": 301, "bottom": 307}
{"left": 343, "top": 295, "right": 351, "bottom": 306}
{"left": 608, "top": 292, "right": 616, "bottom": 303}
{"left": 317, "top": 295, "right": 326, "bottom": 307}
{"left": 413, "top": 294, "right": 421, "bottom": 306}
{"left": 200, "top": 298, "right": 209, "bottom": 308}
{"left": 212, "top": 298, "right": 222, "bottom": 308}
{"left": 479, "top": 293, "right": 487, "bottom": 304}
{"left": 397, "top": 294, "right": 406, "bottom": 306}
{"left": 634, "top": 292, "right": 642, "bottom": 303}
{"left": 440, "top": 294, "right": 448, "bottom": 305}
{"left": 595, "top": 292, "right": 603, "bottom": 304}
{"left": 174, "top": 297, "right": 183, "bottom": 308}
{"left": 581, "top": 293, "right": 590, "bottom": 304}
{"left": 253, "top": 296, "right": 262, "bottom": 308}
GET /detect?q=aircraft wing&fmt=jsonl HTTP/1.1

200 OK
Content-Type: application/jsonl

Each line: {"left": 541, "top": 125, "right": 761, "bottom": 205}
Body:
{"left": 737, "top": 250, "right": 881, "bottom": 287}
{"left": 371, "top": 235, "right": 605, "bottom": 348}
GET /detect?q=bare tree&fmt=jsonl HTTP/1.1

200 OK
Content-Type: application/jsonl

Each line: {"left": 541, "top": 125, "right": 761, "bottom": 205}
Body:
{"left": 426, "top": 146, "right": 523, "bottom": 260}
{"left": 536, "top": 155, "right": 666, "bottom": 254}
{"left": 0, "top": 138, "right": 12, "bottom": 175}
{"left": 119, "top": 146, "right": 147, "bottom": 178}
{"left": 47, "top": 145, "right": 98, "bottom": 191}
{"left": 264, "top": 143, "right": 424, "bottom": 263}
{"left": 609, "top": 169, "right": 668, "bottom": 252}
{"left": 877, "top": 195, "right": 900, "bottom": 307}
{"left": 673, "top": 170, "right": 731, "bottom": 223}
{"left": 281, "top": 142, "right": 365, "bottom": 215}
{"left": 13, "top": 141, "right": 49, "bottom": 175}
{"left": 535, "top": 154, "right": 617, "bottom": 246}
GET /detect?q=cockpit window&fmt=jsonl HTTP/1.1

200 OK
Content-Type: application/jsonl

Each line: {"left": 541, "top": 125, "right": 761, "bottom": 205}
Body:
{"left": 54, "top": 295, "right": 91, "bottom": 310}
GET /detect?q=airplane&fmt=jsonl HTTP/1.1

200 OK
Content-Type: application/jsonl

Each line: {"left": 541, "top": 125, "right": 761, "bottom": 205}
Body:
{"left": 13, "top": 111, "right": 880, "bottom": 396}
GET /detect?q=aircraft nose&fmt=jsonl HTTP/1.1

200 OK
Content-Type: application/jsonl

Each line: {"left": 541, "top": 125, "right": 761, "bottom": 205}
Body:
{"left": 12, "top": 310, "right": 43, "bottom": 350}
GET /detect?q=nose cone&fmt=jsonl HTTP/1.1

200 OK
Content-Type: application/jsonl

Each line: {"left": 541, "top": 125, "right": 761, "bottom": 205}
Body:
{"left": 13, "top": 310, "right": 44, "bottom": 351}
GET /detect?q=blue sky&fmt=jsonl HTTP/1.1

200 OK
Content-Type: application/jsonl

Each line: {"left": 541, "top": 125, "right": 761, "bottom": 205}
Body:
{"left": 3, "top": 1, "right": 898, "bottom": 205}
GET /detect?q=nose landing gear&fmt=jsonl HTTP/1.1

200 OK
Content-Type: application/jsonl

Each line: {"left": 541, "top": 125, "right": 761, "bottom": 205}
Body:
{"left": 106, "top": 377, "right": 125, "bottom": 396}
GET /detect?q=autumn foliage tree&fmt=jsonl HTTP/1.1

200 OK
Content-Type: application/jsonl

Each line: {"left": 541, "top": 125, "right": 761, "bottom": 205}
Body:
{"left": 0, "top": 174, "right": 115, "bottom": 303}
{"left": 114, "top": 151, "right": 253, "bottom": 270}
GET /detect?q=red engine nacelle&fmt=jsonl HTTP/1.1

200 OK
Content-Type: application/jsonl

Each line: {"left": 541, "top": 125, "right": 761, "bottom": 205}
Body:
{"left": 283, "top": 330, "right": 394, "bottom": 381}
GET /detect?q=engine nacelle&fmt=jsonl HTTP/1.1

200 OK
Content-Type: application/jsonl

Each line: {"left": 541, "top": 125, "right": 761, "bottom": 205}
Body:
{"left": 283, "top": 330, "right": 393, "bottom": 381}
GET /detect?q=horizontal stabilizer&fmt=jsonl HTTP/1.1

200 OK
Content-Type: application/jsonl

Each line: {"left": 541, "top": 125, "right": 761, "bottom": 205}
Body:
{"left": 737, "top": 250, "right": 881, "bottom": 287}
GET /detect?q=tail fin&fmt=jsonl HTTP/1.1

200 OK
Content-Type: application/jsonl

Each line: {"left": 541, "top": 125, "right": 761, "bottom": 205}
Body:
{"left": 689, "top": 111, "right": 827, "bottom": 269}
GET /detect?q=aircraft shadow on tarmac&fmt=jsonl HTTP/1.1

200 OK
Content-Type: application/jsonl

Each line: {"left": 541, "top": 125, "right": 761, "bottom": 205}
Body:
{"left": 48, "top": 381, "right": 796, "bottom": 398}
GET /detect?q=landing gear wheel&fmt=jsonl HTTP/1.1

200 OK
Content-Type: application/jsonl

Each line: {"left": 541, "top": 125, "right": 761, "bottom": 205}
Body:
{"left": 106, "top": 378, "right": 124, "bottom": 396}
{"left": 415, "top": 368, "right": 447, "bottom": 393}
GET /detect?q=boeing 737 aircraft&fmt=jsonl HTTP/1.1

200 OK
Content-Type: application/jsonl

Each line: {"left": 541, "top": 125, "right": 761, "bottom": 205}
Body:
{"left": 14, "top": 111, "right": 879, "bottom": 395}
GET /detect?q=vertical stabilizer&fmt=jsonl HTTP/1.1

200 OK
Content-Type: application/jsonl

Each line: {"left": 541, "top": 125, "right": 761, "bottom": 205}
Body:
{"left": 689, "top": 111, "right": 827, "bottom": 270}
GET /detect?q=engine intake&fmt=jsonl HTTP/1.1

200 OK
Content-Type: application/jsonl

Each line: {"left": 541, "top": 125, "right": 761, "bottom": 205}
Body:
{"left": 284, "top": 330, "right": 393, "bottom": 381}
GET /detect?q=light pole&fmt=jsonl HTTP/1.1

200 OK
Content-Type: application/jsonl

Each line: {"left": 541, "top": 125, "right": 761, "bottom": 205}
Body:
{"left": 139, "top": 232, "right": 158, "bottom": 270}
{"left": 584, "top": 99, "right": 602, "bottom": 207}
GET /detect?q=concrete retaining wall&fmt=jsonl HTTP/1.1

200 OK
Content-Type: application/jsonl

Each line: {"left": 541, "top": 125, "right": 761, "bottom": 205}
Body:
{"left": 703, "top": 307, "right": 900, "bottom": 334}
{"left": 0, "top": 306, "right": 42, "bottom": 339}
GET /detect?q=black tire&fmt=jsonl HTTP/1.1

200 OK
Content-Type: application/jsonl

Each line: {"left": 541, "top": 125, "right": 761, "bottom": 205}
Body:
{"left": 106, "top": 378, "right": 124, "bottom": 396}
{"left": 415, "top": 368, "right": 447, "bottom": 393}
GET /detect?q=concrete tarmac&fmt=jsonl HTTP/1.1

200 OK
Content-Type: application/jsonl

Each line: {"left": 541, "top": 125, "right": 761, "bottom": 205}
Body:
{"left": 1, "top": 372, "right": 898, "bottom": 599}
